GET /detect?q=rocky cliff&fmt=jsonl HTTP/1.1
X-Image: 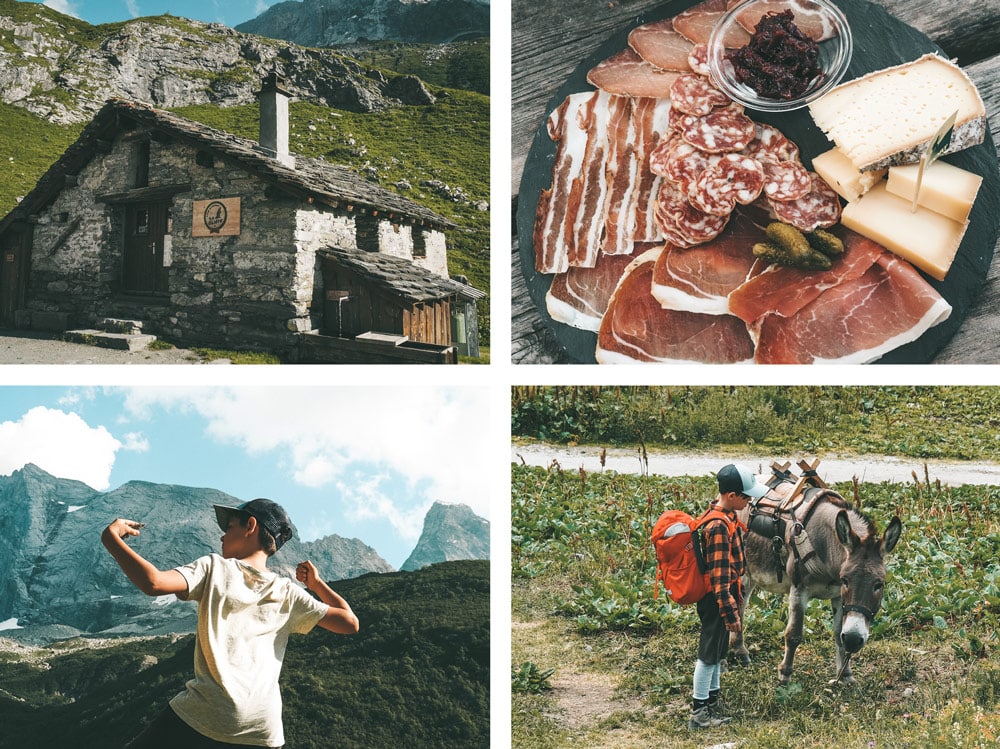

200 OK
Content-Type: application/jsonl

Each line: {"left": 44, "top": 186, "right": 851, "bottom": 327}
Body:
{"left": 236, "top": 0, "right": 490, "bottom": 46}
{"left": 0, "top": 464, "right": 393, "bottom": 635}
{"left": 400, "top": 500, "right": 489, "bottom": 571}
{"left": 0, "top": 0, "right": 437, "bottom": 125}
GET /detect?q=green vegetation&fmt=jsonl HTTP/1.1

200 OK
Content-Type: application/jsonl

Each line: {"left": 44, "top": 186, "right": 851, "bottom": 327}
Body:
{"left": 0, "top": 560, "right": 489, "bottom": 748}
{"left": 190, "top": 347, "right": 281, "bottom": 364}
{"left": 337, "top": 39, "right": 490, "bottom": 95}
{"left": 512, "top": 386, "right": 1000, "bottom": 461}
{"left": 0, "top": 103, "right": 83, "bottom": 214}
{"left": 512, "top": 387, "right": 1000, "bottom": 748}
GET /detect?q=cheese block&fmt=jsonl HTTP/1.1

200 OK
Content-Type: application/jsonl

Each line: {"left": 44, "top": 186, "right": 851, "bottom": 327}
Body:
{"left": 812, "top": 147, "right": 885, "bottom": 203}
{"left": 886, "top": 160, "right": 983, "bottom": 223}
{"left": 840, "top": 182, "right": 967, "bottom": 281}
{"left": 808, "top": 54, "right": 986, "bottom": 172}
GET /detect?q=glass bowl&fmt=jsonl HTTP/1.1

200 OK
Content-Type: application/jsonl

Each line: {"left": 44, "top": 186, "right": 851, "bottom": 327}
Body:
{"left": 707, "top": 0, "right": 853, "bottom": 113}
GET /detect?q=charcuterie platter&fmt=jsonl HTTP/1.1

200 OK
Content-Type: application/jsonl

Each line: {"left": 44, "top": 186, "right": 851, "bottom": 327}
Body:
{"left": 516, "top": 0, "right": 999, "bottom": 363}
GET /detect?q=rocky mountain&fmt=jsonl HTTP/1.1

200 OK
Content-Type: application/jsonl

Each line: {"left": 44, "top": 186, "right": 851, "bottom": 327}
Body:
{"left": 0, "top": 464, "right": 392, "bottom": 636}
{"left": 0, "top": 0, "right": 438, "bottom": 125}
{"left": 236, "top": 0, "right": 490, "bottom": 46}
{"left": 401, "top": 500, "right": 490, "bottom": 571}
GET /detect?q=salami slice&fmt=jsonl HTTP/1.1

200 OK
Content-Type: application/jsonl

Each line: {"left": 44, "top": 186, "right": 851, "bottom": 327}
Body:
{"left": 688, "top": 43, "right": 712, "bottom": 76}
{"left": 676, "top": 105, "right": 755, "bottom": 153}
{"left": 655, "top": 181, "right": 730, "bottom": 246}
{"left": 648, "top": 131, "right": 685, "bottom": 178}
{"left": 661, "top": 141, "right": 722, "bottom": 191}
{"left": 769, "top": 173, "right": 843, "bottom": 232}
{"left": 669, "top": 73, "right": 731, "bottom": 116}
{"left": 762, "top": 160, "right": 813, "bottom": 201}
{"left": 688, "top": 153, "right": 765, "bottom": 215}
{"left": 743, "top": 122, "right": 800, "bottom": 164}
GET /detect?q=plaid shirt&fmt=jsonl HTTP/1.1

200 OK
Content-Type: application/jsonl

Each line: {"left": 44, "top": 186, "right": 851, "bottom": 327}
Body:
{"left": 701, "top": 504, "right": 746, "bottom": 628}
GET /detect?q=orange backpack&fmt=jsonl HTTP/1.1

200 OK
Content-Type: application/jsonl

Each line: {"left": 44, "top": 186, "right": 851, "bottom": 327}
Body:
{"left": 652, "top": 508, "right": 735, "bottom": 604}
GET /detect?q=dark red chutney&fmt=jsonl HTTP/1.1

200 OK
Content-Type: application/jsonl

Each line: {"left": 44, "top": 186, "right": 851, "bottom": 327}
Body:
{"left": 727, "top": 10, "right": 823, "bottom": 100}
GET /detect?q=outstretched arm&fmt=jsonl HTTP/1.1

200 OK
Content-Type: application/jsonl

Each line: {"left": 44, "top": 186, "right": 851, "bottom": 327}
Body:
{"left": 297, "top": 561, "right": 360, "bottom": 635}
{"left": 101, "top": 519, "right": 188, "bottom": 597}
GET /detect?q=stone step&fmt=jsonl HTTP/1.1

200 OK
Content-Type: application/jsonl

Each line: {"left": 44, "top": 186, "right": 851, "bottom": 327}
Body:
{"left": 64, "top": 329, "right": 157, "bottom": 352}
{"left": 95, "top": 317, "right": 144, "bottom": 334}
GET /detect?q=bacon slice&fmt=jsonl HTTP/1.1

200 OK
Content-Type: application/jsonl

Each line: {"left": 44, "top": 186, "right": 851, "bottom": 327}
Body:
{"left": 596, "top": 248, "right": 756, "bottom": 363}
{"left": 753, "top": 251, "right": 952, "bottom": 363}
{"left": 546, "top": 244, "right": 655, "bottom": 331}
{"left": 736, "top": 0, "right": 841, "bottom": 42}
{"left": 651, "top": 210, "right": 766, "bottom": 314}
{"left": 628, "top": 19, "right": 695, "bottom": 72}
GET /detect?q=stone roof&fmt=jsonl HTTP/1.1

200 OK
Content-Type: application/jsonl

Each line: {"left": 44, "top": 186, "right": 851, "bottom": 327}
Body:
{"left": 319, "top": 246, "right": 482, "bottom": 303}
{"left": 1, "top": 98, "right": 454, "bottom": 232}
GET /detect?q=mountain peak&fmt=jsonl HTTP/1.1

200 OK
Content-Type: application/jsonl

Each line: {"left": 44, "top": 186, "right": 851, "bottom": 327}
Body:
{"left": 400, "top": 502, "right": 488, "bottom": 571}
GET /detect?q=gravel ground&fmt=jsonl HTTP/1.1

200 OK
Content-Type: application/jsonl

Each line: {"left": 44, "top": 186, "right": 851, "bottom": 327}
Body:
{"left": 0, "top": 330, "right": 229, "bottom": 365}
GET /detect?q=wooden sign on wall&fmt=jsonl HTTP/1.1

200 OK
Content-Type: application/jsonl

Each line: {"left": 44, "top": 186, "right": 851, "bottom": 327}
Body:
{"left": 193, "top": 197, "right": 241, "bottom": 237}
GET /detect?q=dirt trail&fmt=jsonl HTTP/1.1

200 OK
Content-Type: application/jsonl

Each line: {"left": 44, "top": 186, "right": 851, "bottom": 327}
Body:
{"left": 511, "top": 443, "right": 1000, "bottom": 486}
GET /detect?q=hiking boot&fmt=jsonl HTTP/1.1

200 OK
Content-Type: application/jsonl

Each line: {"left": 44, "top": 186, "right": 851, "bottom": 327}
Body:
{"left": 707, "top": 696, "right": 733, "bottom": 724}
{"left": 688, "top": 705, "right": 727, "bottom": 729}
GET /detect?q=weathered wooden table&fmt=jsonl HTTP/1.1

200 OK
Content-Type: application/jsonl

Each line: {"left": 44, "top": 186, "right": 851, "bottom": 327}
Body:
{"left": 511, "top": 0, "right": 1000, "bottom": 363}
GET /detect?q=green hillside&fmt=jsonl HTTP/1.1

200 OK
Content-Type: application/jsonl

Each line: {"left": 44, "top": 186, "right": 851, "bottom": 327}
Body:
{"left": 334, "top": 39, "right": 490, "bottom": 95}
{"left": 0, "top": 560, "right": 489, "bottom": 749}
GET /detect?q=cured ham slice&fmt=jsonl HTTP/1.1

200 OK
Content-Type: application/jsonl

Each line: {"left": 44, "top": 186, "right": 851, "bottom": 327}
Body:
{"left": 587, "top": 48, "right": 682, "bottom": 98}
{"left": 728, "top": 229, "right": 884, "bottom": 323}
{"left": 596, "top": 248, "right": 756, "bottom": 363}
{"left": 546, "top": 243, "right": 656, "bottom": 331}
{"left": 735, "top": 0, "right": 841, "bottom": 42}
{"left": 628, "top": 19, "right": 695, "bottom": 72}
{"left": 673, "top": 0, "right": 751, "bottom": 47}
{"left": 652, "top": 210, "right": 766, "bottom": 314}
{"left": 753, "top": 251, "right": 952, "bottom": 364}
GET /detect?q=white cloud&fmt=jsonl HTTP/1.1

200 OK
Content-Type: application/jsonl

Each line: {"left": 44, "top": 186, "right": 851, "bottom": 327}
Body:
{"left": 254, "top": 0, "right": 270, "bottom": 15}
{"left": 121, "top": 432, "right": 150, "bottom": 452}
{"left": 43, "top": 0, "right": 79, "bottom": 18}
{"left": 125, "top": 0, "right": 140, "bottom": 18}
{"left": 118, "top": 388, "right": 492, "bottom": 518}
{"left": 0, "top": 407, "right": 122, "bottom": 490}
{"left": 337, "top": 474, "right": 430, "bottom": 541}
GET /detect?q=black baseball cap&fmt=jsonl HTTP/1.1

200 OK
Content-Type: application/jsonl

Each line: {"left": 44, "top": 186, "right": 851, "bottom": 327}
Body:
{"left": 717, "top": 463, "right": 769, "bottom": 499}
{"left": 213, "top": 498, "right": 294, "bottom": 551}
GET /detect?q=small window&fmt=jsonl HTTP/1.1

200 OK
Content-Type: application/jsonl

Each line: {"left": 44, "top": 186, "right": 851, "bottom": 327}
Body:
{"left": 412, "top": 227, "right": 427, "bottom": 258}
{"left": 135, "top": 210, "right": 149, "bottom": 235}
{"left": 196, "top": 150, "right": 215, "bottom": 168}
{"left": 132, "top": 140, "right": 150, "bottom": 188}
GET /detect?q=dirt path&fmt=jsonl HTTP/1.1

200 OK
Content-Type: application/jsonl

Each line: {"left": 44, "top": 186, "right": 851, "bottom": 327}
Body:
{"left": 0, "top": 330, "right": 226, "bottom": 364}
{"left": 511, "top": 443, "right": 1000, "bottom": 486}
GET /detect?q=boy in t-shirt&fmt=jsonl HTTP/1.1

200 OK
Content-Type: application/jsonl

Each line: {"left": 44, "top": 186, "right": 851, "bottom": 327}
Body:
{"left": 101, "top": 498, "right": 359, "bottom": 748}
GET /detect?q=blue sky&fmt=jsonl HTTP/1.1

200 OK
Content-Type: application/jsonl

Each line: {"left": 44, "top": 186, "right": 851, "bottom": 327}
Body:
{"left": 0, "top": 386, "right": 492, "bottom": 570}
{"left": 31, "top": 0, "right": 278, "bottom": 27}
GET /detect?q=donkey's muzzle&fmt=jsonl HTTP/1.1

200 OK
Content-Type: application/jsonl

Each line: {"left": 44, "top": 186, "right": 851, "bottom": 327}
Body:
{"left": 841, "top": 631, "right": 865, "bottom": 653}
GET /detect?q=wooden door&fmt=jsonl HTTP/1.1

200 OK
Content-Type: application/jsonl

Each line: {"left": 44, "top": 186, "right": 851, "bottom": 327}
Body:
{"left": 122, "top": 202, "right": 170, "bottom": 294}
{"left": 0, "top": 226, "right": 30, "bottom": 328}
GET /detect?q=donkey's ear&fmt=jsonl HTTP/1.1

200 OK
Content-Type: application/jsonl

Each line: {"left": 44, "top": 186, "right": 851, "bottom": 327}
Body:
{"left": 882, "top": 517, "right": 902, "bottom": 555}
{"left": 835, "top": 510, "right": 858, "bottom": 548}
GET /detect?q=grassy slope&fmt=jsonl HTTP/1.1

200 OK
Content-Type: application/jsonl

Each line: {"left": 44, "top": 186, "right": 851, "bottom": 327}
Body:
{"left": 0, "top": 560, "right": 489, "bottom": 749}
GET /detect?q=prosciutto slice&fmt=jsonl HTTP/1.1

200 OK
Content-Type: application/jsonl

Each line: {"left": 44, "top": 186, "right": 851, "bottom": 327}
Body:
{"left": 728, "top": 229, "right": 884, "bottom": 323}
{"left": 628, "top": 19, "right": 695, "bottom": 72}
{"left": 587, "top": 48, "right": 682, "bottom": 98}
{"left": 651, "top": 209, "right": 766, "bottom": 314}
{"left": 546, "top": 244, "right": 656, "bottom": 331}
{"left": 735, "top": 0, "right": 841, "bottom": 42}
{"left": 753, "top": 251, "right": 952, "bottom": 364}
{"left": 596, "top": 249, "right": 756, "bottom": 363}
{"left": 673, "top": 0, "right": 751, "bottom": 46}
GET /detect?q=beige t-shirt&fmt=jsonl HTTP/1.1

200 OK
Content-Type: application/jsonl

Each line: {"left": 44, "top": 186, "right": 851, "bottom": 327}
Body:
{"left": 169, "top": 554, "right": 329, "bottom": 747}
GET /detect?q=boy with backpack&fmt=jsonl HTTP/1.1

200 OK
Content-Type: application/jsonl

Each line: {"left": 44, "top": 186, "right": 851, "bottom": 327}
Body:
{"left": 688, "top": 463, "right": 767, "bottom": 729}
{"left": 101, "top": 498, "right": 359, "bottom": 748}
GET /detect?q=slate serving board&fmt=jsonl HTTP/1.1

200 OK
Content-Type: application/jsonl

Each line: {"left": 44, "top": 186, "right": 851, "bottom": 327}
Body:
{"left": 516, "top": 0, "right": 1000, "bottom": 364}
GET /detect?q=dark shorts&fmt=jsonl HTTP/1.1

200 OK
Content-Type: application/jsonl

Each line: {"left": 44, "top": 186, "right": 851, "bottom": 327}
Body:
{"left": 125, "top": 705, "right": 282, "bottom": 749}
{"left": 696, "top": 593, "right": 730, "bottom": 666}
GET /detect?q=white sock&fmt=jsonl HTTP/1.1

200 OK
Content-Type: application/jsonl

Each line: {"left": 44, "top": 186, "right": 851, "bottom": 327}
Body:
{"left": 692, "top": 659, "right": 713, "bottom": 701}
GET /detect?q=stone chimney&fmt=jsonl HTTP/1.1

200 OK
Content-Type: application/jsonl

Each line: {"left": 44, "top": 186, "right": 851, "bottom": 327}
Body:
{"left": 258, "top": 71, "right": 295, "bottom": 169}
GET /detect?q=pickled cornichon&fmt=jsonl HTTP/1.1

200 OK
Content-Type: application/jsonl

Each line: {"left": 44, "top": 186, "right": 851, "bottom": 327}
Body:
{"left": 753, "top": 222, "right": 845, "bottom": 270}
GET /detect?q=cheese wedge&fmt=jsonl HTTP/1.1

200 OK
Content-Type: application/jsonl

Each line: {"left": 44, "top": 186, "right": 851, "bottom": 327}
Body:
{"left": 840, "top": 182, "right": 967, "bottom": 281}
{"left": 886, "top": 160, "right": 982, "bottom": 223}
{"left": 812, "top": 147, "right": 885, "bottom": 202}
{"left": 808, "top": 54, "right": 986, "bottom": 172}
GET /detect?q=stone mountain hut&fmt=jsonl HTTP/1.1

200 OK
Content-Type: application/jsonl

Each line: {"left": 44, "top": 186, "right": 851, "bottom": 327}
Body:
{"left": 0, "top": 73, "right": 483, "bottom": 363}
